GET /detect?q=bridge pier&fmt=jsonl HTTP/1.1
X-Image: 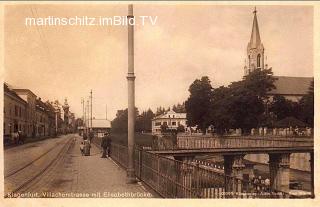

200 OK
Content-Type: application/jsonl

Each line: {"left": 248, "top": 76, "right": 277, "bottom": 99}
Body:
{"left": 269, "top": 153, "right": 290, "bottom": 193}
{"left": 223, "top": 155, "right": 245, "bottom": 195}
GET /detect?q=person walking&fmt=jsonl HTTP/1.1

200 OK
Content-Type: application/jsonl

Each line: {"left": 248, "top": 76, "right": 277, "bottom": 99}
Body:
{"left": 89, "top": 130, "right": 94, "bottom": 142}
{"left": 80, "top": 141, "right": 85, "bottom": 156}
{"left": 106, "top": 133, "right": 111, "bottom": 158}
{"left": 101, "top": 132, "right": 108, "bottom": 158}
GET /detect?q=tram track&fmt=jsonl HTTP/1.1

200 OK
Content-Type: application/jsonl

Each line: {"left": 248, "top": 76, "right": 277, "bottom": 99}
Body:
{"left": 4, "top": 137, "right": 75, "bottom": 198}
{"left": 4, "top": 140, "right": 66, "bottom": 179}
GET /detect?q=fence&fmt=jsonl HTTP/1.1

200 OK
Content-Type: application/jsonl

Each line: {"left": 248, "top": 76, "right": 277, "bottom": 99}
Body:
{"left": 109, "top": 142, "right": 290, "bottom": 198}
{"left": 176, "top": 135, "right": 313, "bottom": 150}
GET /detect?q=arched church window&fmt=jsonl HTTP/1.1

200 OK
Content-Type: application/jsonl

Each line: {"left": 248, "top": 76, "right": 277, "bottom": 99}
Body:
{"left": 257, "top": 54, "right": 261, "bottom": 68}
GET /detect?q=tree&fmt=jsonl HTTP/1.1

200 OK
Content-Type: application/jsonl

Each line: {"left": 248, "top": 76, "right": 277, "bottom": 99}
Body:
{"left": 136, "top": 109, "right": 155, "bottom": 132}
{"left": 160, "top": 123, "right": 168, "bottom": 133}
{"left": 177, "top": 124, "right": 185, "bottom": 133}
{"left": 211, "top": 69, "right": 276, "bottom": 134}
{"left": 172, "top": 102, "right": 186, "bottom": 113}
{"left": 299, "top": 81, "right": 314, "bottom": 126}
{"left": 111, "top": 108, "right": 139, "bottom": 133}
{"left": 270, "top": 95, "right": 295, "bottom": 120}
{"left": 155, "top": 106, "right": 166, "bottom": 116}
{"left": 185, "top": 76, "right": 213, "bottom": 133}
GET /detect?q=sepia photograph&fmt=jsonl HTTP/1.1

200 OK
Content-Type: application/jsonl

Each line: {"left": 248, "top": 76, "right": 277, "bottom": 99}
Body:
{"left": 1, "top": 1, "right": 317, "bottom": 205}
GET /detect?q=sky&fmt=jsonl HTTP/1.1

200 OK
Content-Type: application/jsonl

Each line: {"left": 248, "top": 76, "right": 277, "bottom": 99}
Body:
{"left": 4, "top": 4, "right": 313, "bottom": 120}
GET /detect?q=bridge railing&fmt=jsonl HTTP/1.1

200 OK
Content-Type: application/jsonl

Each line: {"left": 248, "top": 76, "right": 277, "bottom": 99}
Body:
{"left": 109, "top": 142, "right": 291, "bottom": 198}
{"left": 175, "top": 135, "right": 313, "bottom": 150}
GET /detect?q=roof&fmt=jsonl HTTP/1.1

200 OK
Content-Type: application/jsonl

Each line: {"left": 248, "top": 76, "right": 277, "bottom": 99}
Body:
{"left": 274, "top": 116, "right": 307, "bottom": 128}
{"left": 4, "top": 83, "right": 28, "bottom": 105}
{"left": 12, "top": 88, "right": 37, "bottom": 98}
{"left": 248, "top": 9, "right": 262, "bottom": 49}
{"left": 153, "top": 110, "right": 186, "bottom": 120}
{"left": 269, "top": 76, "right": 313, "bottom": 96}
{"left": 92, "top": 119, "right": 111, "bottom": 128}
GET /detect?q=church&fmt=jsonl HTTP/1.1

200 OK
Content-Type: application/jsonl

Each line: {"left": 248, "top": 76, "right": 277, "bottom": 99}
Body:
{"left": 243, "top": 8, "right": 313, "bottom": 102}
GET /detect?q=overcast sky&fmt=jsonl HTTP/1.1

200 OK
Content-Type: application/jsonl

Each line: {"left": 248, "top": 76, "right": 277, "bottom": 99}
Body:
{"left": 4, "top": 4, "right": 313, "bottom": 120}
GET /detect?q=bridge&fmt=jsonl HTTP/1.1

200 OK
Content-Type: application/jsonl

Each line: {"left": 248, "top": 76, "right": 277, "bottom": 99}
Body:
{"left": 145, "top": 134, "right": 314, "bottom": 197}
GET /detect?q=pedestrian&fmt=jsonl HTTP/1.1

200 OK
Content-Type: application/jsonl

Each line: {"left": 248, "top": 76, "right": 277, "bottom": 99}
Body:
{"left": 100, "top": 132, "right": 108, "bottom": 158}
{"left": 106, "top": 133, "right": 111, "bottom": 158}
{"left": 265, "top": 178, "right": 270, "bottom": 192}
{"left": 83, "top": 139, "right": 91, "bottom": 156}
{"left": 80, "top": 141, "right": 85, "bottom": 156}
{"left": 89, "top": 130, "right": 94, "bottom": 142}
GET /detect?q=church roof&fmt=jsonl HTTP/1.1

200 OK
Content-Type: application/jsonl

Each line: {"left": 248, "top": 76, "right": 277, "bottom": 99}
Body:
{"left": 249, "top": 8, "right": 262, "bottom": 49}
{"left": 269, "top": 76, "right": 313, "bottom": 96}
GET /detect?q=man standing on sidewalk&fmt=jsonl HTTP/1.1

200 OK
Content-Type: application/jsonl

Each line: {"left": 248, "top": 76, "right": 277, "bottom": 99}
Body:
{"left": 101, "top": 132, "right": 108, "bottom": 158}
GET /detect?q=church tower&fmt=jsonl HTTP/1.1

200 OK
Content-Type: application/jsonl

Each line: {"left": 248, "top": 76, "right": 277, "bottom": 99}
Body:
{"left": 244, "top": 8, "right": 265, "bottom": 76}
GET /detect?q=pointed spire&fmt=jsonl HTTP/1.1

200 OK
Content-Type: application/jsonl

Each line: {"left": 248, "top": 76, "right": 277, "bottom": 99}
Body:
{"left": 249, "top": 7, "right": 261, "bottom": 48}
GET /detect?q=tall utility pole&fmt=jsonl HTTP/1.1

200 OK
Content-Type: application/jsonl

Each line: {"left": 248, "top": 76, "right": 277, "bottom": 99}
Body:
{"left": 90, "top": 90, "right": 93, "bottom": 130}
{"left": 81, "top": 98, "right": 85, "bottom": 136}
{"left": 127, "top": 4, "right": 136, "bottom": 183}
{"left": 81, "top": 98, "right": 85, "bottom": 126}
{"left": 87, "top": 99, "right": 90, "bottom": 130}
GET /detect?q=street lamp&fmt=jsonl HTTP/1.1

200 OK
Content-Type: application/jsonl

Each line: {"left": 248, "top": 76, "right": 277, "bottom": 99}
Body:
{"left": 127, "top": 4, "right": 136, "bottom": 183}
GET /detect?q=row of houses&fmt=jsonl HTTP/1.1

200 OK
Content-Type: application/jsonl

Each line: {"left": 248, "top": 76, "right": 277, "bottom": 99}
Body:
{"left": 4, "top": 83, "right": 76, "bottom": 138}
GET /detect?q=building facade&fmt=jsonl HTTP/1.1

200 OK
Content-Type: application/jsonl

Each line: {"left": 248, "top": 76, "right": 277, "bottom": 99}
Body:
{"left": 3, "top": 83, "right": 75, "bottom": 139}
{"left": 4, "top": 84, "right": 28, "bottom": 136}
{"left": 12, "top": 88, "right": 37, "bottom": 137}
{"left": 152, "top": 110, "right": 187, "bottom": 134}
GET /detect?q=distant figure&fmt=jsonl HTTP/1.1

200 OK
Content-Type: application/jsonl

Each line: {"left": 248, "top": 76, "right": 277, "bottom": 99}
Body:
{"left": 83, "top": 132, "right": 88, "bottom": 140}
{"left": 100, "top": 133, "right": 107, "bottom": 158}
{"left": 264, "top": 178, "right": 270, "bottom": 192}
{"left": 106, "top": 134, "right": 111, "bottom": 157}
{"left": 89, "top": 130, "right": 94, "bottom": 142}
{"left": 101, "top": 132, "right": 110, "bottom": 158}
{"left": 80, "top": 141, "right": 85, "bottom": 156}
{"left": 83, "top": 139, "right": 91, "bottom": 156}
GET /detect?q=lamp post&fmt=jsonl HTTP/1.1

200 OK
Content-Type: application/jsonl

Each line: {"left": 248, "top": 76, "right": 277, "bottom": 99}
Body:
{"left": 127, "top": 4, "right": 136, "bottom": 183}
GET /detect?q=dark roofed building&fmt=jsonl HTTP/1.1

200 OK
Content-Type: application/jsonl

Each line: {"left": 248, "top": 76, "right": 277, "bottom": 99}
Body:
{"left": 268, "top": 76, "right": 313, "bottom": 102}
{"left": 242, "top": 9, "right": 313, "bottom": 102}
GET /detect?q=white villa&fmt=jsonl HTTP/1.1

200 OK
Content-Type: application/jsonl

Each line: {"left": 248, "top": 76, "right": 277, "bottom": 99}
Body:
{"left": 152, "top": 110, "right": 187, "bottom": 135}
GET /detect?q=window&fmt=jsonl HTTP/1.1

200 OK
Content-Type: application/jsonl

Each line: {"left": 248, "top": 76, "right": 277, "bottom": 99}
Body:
{"left": 257, "top": 54, "right": 261, "bottom": 68}
{"left": 15, "top": 105, "right": 18, "bottom": 117}
{"left": 155, "top": 122, "right": 161, "bottom": 126}
{"left": 163, "top": 122, "right": 167, "bottom": 126}
{"left": 172, "top": 122, "right": 176, "bottom": 126}
{"left": 173, "top": 115, "right": 175, "bottom": 118}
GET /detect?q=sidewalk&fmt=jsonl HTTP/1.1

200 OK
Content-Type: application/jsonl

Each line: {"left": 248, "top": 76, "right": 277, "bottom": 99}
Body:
{"left": 69, "top": 135, "right": 154, "bottom": 198}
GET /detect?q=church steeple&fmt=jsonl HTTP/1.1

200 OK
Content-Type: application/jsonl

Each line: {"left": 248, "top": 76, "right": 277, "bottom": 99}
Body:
{"left": 244, "top": 7, "right": 265, "bottom": 76}
{"left": 249, "top": 7, "right": 261, "bottom": 49}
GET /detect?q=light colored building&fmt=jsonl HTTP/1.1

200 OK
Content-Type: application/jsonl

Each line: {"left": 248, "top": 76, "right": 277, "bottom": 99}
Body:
{"left": 91, "top": 119, "right": 111, "bottom": 137}
{"left": 152, "top": 110, "right": 187, "bottom": 135}
{"left": 4, "top": 83, "right": 28, "bottom": 136}
{"left": 12, "top": 88, "right": 37, "bottom": 137}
